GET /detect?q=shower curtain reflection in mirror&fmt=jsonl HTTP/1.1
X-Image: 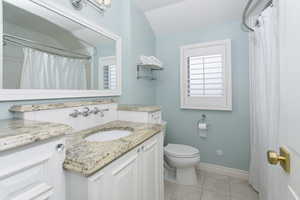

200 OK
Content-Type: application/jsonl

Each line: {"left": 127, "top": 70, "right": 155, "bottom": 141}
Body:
{"left": 2, "top": 1, "right": 118, "bottom": 91}
{"left": 20, "top": 48, "right": 89, "bottom": 89}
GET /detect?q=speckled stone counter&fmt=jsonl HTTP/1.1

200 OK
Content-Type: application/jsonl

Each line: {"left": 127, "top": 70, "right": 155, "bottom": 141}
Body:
{"left": 0, "top": 119, "right": 72, "bottom": 152}
{"left": 9, "top": 99, "right": 116, "bottom": 113}
{"left": 118, "top": 104, "right": 161, "bottom": 112}
{"left": 64, "top": 120, "right": 163, "bottom": 176}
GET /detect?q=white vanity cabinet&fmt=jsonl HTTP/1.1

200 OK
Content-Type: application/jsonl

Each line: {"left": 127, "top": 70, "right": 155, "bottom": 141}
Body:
{"left": 66, "top": 132, "right": 164, "bottom": 200}
{"left": 141, "top": 136, "right": 161, "bottom": 200}
{"left": 0, "top": 138, "right": 66, "bottom": 200}
{"left": 109, "top": 147, "right": 139, "bottom": 200}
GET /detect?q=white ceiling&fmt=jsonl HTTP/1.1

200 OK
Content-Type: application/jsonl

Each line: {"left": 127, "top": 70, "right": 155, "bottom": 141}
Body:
{"left": 136, "top": 0, "right": 248, "bottom": 36}
{"left": 135, "top": 0, "right": 184, "bottom": 11}
{"left": 4, "top": 2, "right": 114, "bottom": 49}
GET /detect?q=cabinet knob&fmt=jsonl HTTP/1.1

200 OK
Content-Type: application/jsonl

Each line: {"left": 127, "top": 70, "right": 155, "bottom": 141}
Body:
{"left": 56, "top": 144, "right": 65, "bottom": 152}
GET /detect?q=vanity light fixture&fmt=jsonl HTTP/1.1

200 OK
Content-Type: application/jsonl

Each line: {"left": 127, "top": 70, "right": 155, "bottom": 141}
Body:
{"left": 71, "top": 0, "right": 112, "bottom": 13}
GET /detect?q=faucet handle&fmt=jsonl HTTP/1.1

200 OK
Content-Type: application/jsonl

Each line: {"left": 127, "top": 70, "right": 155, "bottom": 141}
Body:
{"left": 91, "top": 107, "right": 100, "bottom": 115}
{"left": 81, "top": 107, "right": 90, "bottom": 117}
{"left": 99, "top": 108, "right": 109, "bottom": 117}
{"left": 69, "top": 109, "right": 80, "bottom": 118}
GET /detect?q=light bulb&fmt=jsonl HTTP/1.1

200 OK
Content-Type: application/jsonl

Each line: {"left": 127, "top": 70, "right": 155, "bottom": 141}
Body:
{"left": 104, "top": 0, "right": 111, "bottom": 6}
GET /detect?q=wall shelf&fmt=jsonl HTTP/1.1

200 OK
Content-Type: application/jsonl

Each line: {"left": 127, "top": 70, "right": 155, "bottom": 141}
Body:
{"left": 137, "top": 64, "right": 163, "bottom": 80}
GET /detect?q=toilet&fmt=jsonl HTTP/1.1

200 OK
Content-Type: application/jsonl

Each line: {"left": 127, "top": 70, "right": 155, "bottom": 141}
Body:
{"left": 164, "top": 144, "right": 200, "bottom": 185}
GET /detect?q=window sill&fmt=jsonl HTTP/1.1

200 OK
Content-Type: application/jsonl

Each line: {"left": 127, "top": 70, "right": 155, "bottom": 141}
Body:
{"left": 180, "top": 105, "right": 232, "bottom": 111}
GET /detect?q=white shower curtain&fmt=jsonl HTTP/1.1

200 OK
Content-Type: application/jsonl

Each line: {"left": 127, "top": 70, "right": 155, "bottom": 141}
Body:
{"left": 20, "top": 48, "right": 88, "bottom": 89}
{"left": 249, "top": 4, "right": 279, "bottom": 200}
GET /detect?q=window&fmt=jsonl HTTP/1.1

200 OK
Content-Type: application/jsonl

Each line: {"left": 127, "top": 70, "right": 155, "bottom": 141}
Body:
{"left": 100, "top": 56, "right": 117, "bottom": 90}
{"left": 103, "top": 64, "right": 117, "bottom": 90}
{"left": 180, "top": 40, "right": 232, "bottom": 110}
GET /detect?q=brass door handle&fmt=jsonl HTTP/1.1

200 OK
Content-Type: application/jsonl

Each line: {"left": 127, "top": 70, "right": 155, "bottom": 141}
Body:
{"left": 267, "top": 151, "right": 286, "bottom": 164}
{"left": 267, "top": 147, "right": 290, "bottom": 173}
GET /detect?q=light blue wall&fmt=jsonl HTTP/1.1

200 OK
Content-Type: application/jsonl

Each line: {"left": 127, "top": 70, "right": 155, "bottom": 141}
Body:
{"left": 119, "top": 1, "right": 156, "bottom": 104}
{"left": 155, "top": 21, "right": 250, "bottom": 171}
{"left": 0, "top": 2, "right": 250, "bottom": 171}
{"left": 0, "top": 0, "right": 156, "bottom": 120}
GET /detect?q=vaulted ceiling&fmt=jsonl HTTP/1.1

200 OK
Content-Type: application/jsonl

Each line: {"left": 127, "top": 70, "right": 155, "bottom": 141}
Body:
{"left": 135, "top": 0, "right": 249, "bottom": 36}
{"left": 135, "top": 0, "right": 184, "bottom": 11}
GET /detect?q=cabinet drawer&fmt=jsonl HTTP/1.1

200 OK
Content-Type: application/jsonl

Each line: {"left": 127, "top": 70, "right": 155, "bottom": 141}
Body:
{"left": 0, "top": 139, "right": 65, "bottom": 200}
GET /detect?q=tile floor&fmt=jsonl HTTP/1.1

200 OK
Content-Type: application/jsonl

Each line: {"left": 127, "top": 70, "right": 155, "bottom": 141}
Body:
{"left": 164, "top": 171, "right": 259, "bottom": 200}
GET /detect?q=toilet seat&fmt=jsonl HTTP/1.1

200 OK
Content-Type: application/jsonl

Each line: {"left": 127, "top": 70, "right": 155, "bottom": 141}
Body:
{"left": 164, "top": 144, "right": 200, "bottom": 158}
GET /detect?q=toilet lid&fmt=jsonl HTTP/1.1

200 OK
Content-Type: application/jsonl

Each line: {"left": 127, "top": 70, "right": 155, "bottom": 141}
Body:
{"left": 164, "top": 144, "right": 200, "bottom": 158}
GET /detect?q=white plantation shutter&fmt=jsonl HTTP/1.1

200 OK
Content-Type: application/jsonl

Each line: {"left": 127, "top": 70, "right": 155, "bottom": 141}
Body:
{"left": 181, "top": 40, "right": 232, "bottom": 110}
{"left": 103, "top": 64, "right": 117, "bottom": 89}
{"left": 188, "top": 54, "right": 224, "bottom": 97}
{"left": 100, "top": 56, "right": 117, "bottom": 90}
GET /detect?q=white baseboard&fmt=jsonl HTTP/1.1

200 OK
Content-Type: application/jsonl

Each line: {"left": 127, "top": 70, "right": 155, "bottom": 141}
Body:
{"left": 197, "top": 162, "right": 249, "bottom": 180}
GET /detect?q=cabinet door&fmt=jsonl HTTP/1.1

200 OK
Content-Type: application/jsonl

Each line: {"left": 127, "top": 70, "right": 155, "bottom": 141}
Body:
{"left": 88, "top": 172, "right": 106, "bottom": 200}
{"left": 141, "top": 137, "right": 160, "bottom": 200}
{"left": 0, "top": 139, "right": 65, "bottom": 200}
{"left": 111, "top": 154, "right": 139, "bottom": 200}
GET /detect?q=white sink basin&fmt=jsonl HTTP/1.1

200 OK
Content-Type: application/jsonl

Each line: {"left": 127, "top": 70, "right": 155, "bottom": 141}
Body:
{"left": 85, "top": 130, "right": 132, "bottom": 142}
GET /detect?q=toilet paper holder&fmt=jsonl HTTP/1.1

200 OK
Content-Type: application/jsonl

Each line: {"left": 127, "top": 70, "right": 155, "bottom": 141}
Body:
{"left": 197, "top": 115, "right": 208, "bottom": 127}
{"left": 197, "top": 114, "right": 207, "bottom": 126}
{"left": 200, "top": 114, "right": 206, "bottom": 123}
{"left": 197, "top": 114, "right": 208, "bottom": 138}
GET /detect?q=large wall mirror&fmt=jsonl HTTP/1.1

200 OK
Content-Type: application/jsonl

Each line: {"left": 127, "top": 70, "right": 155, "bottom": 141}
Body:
{"left": 0, "top": 0, "right": 122, "bottom": 101}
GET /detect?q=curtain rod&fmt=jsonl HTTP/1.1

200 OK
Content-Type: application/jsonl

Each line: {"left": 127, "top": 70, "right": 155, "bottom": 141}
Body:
{"left": 3, "top": 34, "right": 91, "bottom": 60}
{"left": 242, "top": 0, "right": 273, "bottom": 32}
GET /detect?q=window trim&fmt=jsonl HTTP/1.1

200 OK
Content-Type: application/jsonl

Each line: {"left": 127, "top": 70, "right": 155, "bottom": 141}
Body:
{"left": 180, "top": 39, "right": 232, "bottom": 111}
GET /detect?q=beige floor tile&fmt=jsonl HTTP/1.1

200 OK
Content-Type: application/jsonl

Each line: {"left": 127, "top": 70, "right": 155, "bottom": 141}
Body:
{"left": 164, "top": 172, "right": 259, "bottom": 200}
{"left": 202, "top": 189, "right": 230, "bottom": 200}
{"left": 231, "top": 196, "right": 259, "bottom": 200}
{"left": 202, "top": 172, "right": 230, "bottom": 195}
{"left": 165, "top": 180, "right": 202, "bottom": 200}
{"left": 197, "top": 170, "right": 205, "bottom": 186}
{"left": 229, "top": 178, "right": 258, "bottom": 200}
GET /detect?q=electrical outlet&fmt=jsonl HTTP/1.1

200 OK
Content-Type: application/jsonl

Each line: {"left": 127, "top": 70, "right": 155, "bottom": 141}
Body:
{"left": 216, "top": 150, "right": 224, "bottom": 156}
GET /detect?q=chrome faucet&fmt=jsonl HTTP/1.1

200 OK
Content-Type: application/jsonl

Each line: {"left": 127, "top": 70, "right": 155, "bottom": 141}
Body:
{"left": 69, "top": 107, "right": 109, "bottom": 118}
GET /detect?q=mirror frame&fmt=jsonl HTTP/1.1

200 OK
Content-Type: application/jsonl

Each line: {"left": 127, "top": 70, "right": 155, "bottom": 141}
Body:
{"left": 0, "top": 0, "right": 122, "bottom": 101}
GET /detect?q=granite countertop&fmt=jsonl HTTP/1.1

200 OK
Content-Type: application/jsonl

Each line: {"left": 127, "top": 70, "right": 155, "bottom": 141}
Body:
{"left": 0, "top": 119, "right": 73, "bottom": 152}
{"left": 9, "top": 99, "right": 115, "bottom": 113}
{"left": 64, "top": 120, "right": 162, "bottom": 176}
{"left": 118, "top": 104, "right": 161, "bottom": 113}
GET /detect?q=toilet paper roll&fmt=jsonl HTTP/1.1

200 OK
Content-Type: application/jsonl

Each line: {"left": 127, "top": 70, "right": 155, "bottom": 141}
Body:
{"left": 198, "top": 123, "right": 208, "bottom": 130}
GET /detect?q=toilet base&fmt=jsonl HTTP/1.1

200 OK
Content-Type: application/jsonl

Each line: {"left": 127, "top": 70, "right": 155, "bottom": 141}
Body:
{"left": 176, "top": 167, "right": 198, "bottom": 185}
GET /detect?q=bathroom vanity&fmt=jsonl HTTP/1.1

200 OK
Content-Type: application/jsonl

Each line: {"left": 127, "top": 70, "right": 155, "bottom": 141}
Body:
{"left": 0, "top": 120, "right": 72, "bottom": 200}
{"left": 0, "top": 100, "right": 164, "bottom": 200}
{"left": 0, "top": 1, "right": 165, "bottom": 199}
{"left": 65, "top": 121, "right": 164, "bottom": 200}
